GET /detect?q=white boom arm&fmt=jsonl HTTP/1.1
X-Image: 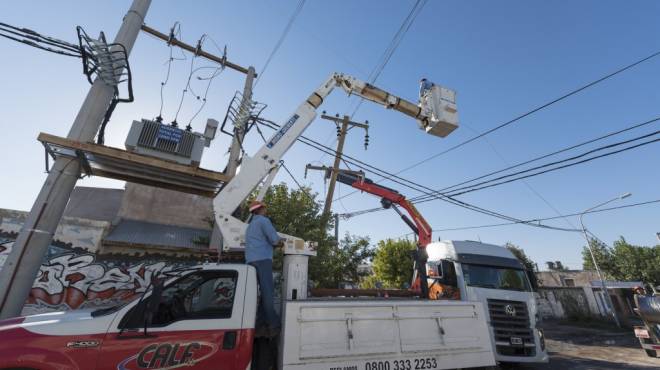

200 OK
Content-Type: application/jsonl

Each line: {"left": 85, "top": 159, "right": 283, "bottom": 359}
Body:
{"left": 213, "top": 73, "right": 458, "bottom": 254}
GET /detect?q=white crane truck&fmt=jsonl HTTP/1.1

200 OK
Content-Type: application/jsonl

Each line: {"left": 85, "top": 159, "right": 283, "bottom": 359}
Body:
{"left": 425, "top": 241, "right": 549, "bottom": 364}
{"left": 0, "top": 74, "right": 499, "bottom": 370}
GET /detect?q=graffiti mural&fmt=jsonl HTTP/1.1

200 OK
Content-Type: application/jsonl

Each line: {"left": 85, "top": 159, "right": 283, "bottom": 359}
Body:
{"left": 0, "top": 239, "right": 197, "bottom": 315}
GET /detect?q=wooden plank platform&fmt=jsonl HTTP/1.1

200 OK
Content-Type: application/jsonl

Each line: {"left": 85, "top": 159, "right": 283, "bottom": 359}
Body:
{"left": 39, "top": 133, "right": 231, "bottom": 197}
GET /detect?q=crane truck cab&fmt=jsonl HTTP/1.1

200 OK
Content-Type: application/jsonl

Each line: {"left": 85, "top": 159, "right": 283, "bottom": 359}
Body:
{"left": 425, "top": 240, "right": 549, "bottom": 365}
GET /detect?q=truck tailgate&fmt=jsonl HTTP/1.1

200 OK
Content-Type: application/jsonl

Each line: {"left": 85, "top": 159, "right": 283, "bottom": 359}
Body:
{"left": 280, "top": 299, "right": 495, "bottom": 370}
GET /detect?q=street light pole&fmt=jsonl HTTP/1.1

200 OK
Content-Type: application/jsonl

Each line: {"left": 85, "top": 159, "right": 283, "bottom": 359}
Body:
{"left": 579, "top": 192, "right": 631, "bottom": 328}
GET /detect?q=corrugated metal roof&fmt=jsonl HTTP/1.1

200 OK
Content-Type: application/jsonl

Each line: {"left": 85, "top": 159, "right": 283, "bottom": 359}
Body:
{"left": 64, "top": 187, "right": 124, "bottom": 222}
{"left": 104, "top": 219, "right": 210, "bottom": 250}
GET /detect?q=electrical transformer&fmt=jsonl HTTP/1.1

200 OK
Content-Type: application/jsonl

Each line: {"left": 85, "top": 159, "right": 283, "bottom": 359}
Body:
{"left": 125, "top": 118, "right": 218, "bottom": 166}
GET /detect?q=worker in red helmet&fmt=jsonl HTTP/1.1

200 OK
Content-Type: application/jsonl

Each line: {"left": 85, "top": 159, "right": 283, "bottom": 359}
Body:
{"left": 245, "top": 200, "right": 283, "bottom": 337}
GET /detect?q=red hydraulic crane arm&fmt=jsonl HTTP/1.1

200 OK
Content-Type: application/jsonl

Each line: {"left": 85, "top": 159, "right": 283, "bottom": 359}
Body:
{"left": 336, "top": 172, "right": 432, "bottom": 247}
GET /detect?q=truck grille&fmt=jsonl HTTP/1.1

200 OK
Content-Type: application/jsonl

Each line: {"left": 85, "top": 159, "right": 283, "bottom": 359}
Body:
{"left": 487, "top": 299, "right": 536, "bottom": 357}
{"left": 136, "top": 119, "right": 195, "bottom": 157}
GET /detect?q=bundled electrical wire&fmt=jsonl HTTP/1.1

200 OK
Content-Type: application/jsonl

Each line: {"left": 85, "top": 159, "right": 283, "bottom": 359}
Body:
{"left": 340, "top": 116, "right": 660, "bottom": 219}
{"left": 254, "top": 117, "right": 579, "bottom": 232}
{"left": 0, "top": 21, "right": 81, "bottom": 57}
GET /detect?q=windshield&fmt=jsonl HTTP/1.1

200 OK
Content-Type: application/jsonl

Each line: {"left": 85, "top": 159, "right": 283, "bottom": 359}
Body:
{"left": 462, "top": 263, "right": 531, "bottom": 292}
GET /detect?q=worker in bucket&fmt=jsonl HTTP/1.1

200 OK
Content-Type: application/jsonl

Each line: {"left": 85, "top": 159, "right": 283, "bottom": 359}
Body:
{"left": 246, "top": 200, "right": 283, "bottom": 337}
{"left": 419, "top": 77, "right": 434, "bottom": 100}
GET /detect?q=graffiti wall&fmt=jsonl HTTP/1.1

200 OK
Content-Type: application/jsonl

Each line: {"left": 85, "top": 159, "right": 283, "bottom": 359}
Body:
{"left": 0, "top": 241, "right": 198, "bottom": 316}
{"left": 0, "top": 208, "right": 210, "bottom": 315}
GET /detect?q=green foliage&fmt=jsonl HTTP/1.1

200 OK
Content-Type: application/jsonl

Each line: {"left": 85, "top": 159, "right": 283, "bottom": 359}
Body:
{"left": 582, "top": 237, "right": 660, "bottom": 286}
{"left": 369, "top": 239, "right": 417, "bottom": 289}
{"left": 504, "top": 242, "right": 536, "bottom": 271}
{"left": 245, "top": 183, "right": 373, "bottom": 288}
{"left": 310, "top": 234, "right": 374, "bottom": 288}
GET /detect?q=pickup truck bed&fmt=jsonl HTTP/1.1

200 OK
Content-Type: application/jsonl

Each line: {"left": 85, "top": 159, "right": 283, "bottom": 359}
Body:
{"left": 280, "top": 299, "right": 495, "bottom": 370}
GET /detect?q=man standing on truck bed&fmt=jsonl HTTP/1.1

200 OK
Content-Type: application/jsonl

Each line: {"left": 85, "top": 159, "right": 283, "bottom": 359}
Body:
{"left": 246, "top": 200, "right": 283, "bottom": 337}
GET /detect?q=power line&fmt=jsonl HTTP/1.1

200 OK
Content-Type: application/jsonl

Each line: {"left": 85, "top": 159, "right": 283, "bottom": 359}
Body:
{"left": 424, "top": 198, "right": 660, "bottom": 233}
{"left": 335, "top": 48, "right": 660, "bottom": 202}
{"left": 435, "top": 116, "right": 660, "bottom": 194}
{"left": 255, "top": 0, "right": 306, "bottom": 86}
{"left": 0, "top": 22, "right": 81, "bottom": 58}
{"left": 394, "top": 48, "right": 660, "bottom": 174}
{"left": 341, "top": 116, "right": 660, "bottom": 217}
{"left": 442, "top": 132, "right": 659, "bottom": 198}
{"left": 255, "top": 118, "right": 578, "bottom": 232}
{"left": 349, "top": 0, "right": 428, "bottom": 118}
{"left": 318, "top": 0, "right": 427, "bottom": 163}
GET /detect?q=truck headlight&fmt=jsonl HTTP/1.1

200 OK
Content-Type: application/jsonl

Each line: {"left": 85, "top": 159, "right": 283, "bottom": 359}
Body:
{"left": 538, "top": 328, "right": 545, "bottom": 351}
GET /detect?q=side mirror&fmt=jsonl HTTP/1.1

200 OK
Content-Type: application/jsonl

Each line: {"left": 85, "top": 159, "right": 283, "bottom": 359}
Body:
{"left": 427, "top": 260, "right": 457, "bottom": 287}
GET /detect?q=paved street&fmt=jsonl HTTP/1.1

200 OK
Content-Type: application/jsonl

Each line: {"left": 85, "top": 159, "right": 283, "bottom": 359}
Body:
{"left": 516, "top": 321, "right": 659, "bottom": 369}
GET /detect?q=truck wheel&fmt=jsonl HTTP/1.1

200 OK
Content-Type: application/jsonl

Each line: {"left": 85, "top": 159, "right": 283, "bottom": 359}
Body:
{"left": 645, "top": 349, "right": 658, "bottom": 357}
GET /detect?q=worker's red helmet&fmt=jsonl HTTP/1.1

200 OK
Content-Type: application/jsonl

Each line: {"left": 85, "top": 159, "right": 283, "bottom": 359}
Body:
{"left": 249, "top": 200, "right": 266, "bottom": 213}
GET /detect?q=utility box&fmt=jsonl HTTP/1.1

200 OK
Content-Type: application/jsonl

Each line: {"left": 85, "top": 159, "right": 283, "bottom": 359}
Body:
{"left": 420, "top": 85, "right": 459, "bottom": 138}
{"left": 125, "top": 119, "right": 217, "bottom": 167}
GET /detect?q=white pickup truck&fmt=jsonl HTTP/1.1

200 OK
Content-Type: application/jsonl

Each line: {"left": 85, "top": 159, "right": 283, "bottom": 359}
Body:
{"left": 0, "top": 263, "right": 496, "bottom": 370}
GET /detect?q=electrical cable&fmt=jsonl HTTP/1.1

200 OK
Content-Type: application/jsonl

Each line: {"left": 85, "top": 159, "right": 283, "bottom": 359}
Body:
{"left": 156, "top": 22, "right": 185, "bottom": 122}
{"left": 434, "top": 116, "right": 660, "bottom": 194}
{"left": 348, "top": 0, "right": 427, "bottom": 118}
{"left": 444, "top": 136, "right": 659, "bottom": 198}
{"left": 255, "top": 118, "right": 578, "bottom": 232}
{"left": 392, "top": 198, "right": 660, "bottom": 235}
{"left": 394, "top": 49, "right": 660, "bottom": 175}
{"left": 317, "top": 0, "right": 427, "bottom": 163}
{"left": 255, "top": 0, "right": 306, "bottom": 86}
{"left": 413, "top": 127, "right": 660, "bottom": 200}
{"left": 340, "top": 116, "right": 660, "bottom": 217}
{"left": 335, "top": 48, "right": 660, "bottom": 203}
{"left": 173, "top": 35, "right": 206, "bottom": 126}
{"left": 0, "top": 22, "right": 82, "bottom": 57}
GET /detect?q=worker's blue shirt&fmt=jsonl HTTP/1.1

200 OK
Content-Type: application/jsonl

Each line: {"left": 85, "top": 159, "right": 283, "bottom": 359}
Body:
{"left": 245, "top": 214, "right": 281, "bottom": 263}
{"left": 420, "top": 80, "right": 434, "bottom": 97}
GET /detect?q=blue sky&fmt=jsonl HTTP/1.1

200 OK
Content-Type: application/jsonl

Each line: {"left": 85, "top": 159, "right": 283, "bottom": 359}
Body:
{"left": 1, "top": 1, "right": 658, "bottom": 270}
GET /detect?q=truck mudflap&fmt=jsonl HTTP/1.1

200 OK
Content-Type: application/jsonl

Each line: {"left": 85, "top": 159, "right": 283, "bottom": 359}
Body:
{"left": 280, "top": 300, "right": 495, "bottom": 370}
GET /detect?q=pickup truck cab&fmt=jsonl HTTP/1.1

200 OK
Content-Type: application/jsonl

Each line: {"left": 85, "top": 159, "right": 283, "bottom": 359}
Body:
{"left": 0, "top": 263, "right": 496, "bottom": 370}
{"left": 425, "top": 240, "right": 549, "bottom": 365}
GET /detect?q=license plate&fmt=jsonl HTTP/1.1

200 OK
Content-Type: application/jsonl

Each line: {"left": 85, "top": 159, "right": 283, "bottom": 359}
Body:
{"left": 634, "top": 328, "right": 650, "bottom": 339}
{"left": 510, "top": 337, "right": 523, "bottom": 345}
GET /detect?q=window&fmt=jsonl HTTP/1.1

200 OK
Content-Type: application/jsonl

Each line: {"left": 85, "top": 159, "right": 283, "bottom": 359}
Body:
{"left": 120, "top": 270, "right": 238, "bottom": 328}
{"left": 563, "top": 278, "right": 575, "bottom": 287}
{"left": 461, "top": 264, "right": 531, "bottom": 292}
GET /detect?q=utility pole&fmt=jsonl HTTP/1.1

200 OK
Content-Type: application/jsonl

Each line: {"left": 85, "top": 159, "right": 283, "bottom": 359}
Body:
{"left": 0, "top": 0, "right": 151, "bottom": 319}
{"left": 305, "top": 164, "right": 364, "bottom": 243}
{"left": 317, "top": 113, "right": 369, "bottom": 215}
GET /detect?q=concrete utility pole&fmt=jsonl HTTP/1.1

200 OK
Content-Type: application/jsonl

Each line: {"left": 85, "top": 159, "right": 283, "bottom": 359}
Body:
{"left": 318, "top": 114, "right": 369, "bottom": 215}
{"left": 226, "top": 66, "right": 256, "bottom": 177}
{"left": 0, "top": 0, "right": 151, "bottom": 319}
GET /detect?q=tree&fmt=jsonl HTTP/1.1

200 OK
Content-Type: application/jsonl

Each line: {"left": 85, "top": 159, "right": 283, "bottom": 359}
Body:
{"left": 368, "top": 239, "right": 417, "bottom": 289}
{"left": 504, "top": 242, "right": 536, "bottom": 271}
{"left": 310, "top": 234, "right": 374, "bottom": 288}
{"left": 243, "top": 183, "right": 372, "bottom": 288}
{"left": 582, "top": 237, "right": 660, "bottom": 286}
{"left": 582, "top": 238, "right": 616, "bottom": 279}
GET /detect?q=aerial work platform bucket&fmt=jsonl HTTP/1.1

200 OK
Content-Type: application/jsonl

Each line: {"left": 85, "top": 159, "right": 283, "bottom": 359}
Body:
{"left": 420, "top": 85, "right": 459, "bottom": 138}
